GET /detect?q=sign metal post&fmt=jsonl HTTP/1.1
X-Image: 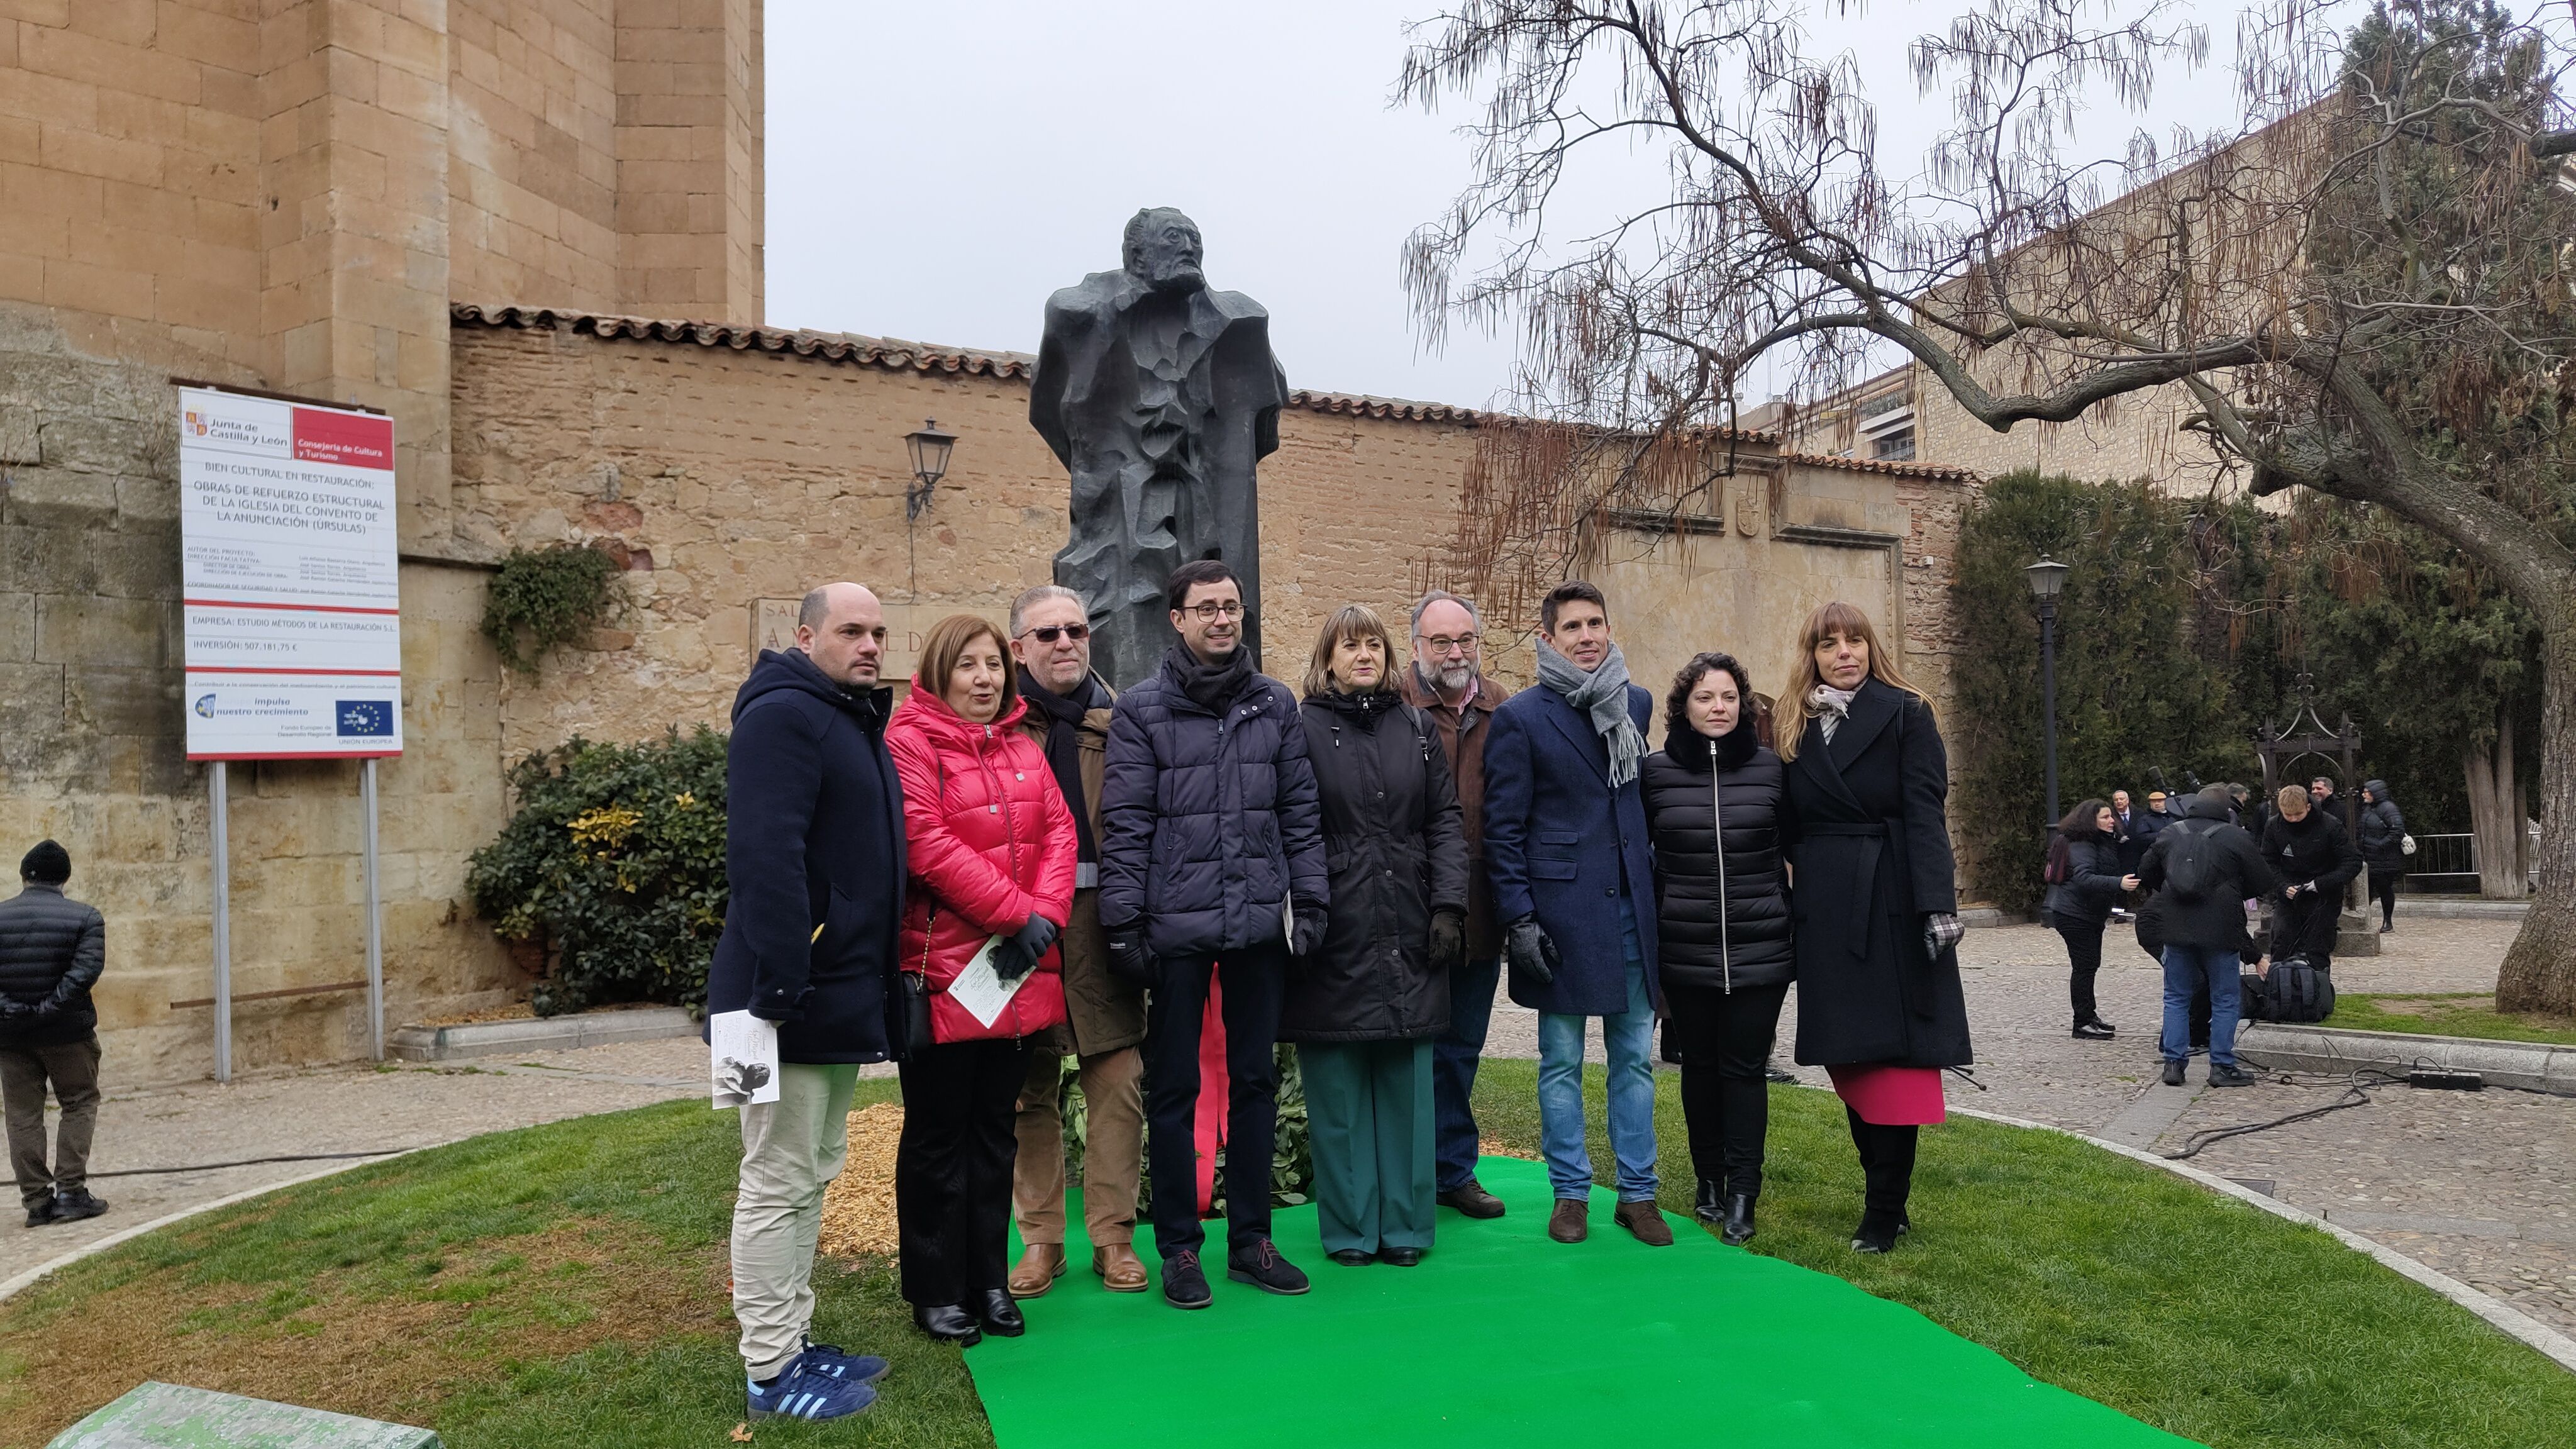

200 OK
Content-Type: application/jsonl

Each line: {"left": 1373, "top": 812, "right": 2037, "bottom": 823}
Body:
{"left": 210, "top": 760, "right": 233, "bottom": 1084}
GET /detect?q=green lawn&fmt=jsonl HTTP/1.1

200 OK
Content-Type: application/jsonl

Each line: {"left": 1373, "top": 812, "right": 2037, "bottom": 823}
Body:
{"left": 2, "top": 1067, "right": 2570, "bottom": 1449}
{"left": 2323, "top": 992, "right": 2576, "bottom": 1046}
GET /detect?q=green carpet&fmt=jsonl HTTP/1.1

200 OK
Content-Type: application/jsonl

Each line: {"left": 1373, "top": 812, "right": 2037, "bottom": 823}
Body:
{"left": 969, "top": 1155, "right": 2191, "bottom": 1448}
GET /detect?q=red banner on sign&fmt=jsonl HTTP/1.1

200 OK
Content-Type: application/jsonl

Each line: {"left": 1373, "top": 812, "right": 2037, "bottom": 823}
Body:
{"left": 292, "top": 407, "right": 394, "bottom": 469}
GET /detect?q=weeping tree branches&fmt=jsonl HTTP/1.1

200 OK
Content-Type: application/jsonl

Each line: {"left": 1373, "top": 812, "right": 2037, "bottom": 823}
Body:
{"left": 1404, "top": 0, "right": 2576, "bottom": 1009}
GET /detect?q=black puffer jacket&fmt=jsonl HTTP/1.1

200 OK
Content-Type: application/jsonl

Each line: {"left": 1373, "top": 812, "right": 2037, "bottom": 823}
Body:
{"left": 2358, "top": 780, "right": 2407, "bottom": 875}
{"left": 0, "top": 882, "right": 106, "bottom": 1048}
{"left": 2044, "top": 833, "right": 2126, "bottom": 928}
{"left": 2140, "top": 795, "right": 2278, "bottom": 949}
{"left": 1098, "top": 648, "right": 1328, "bottom": 957}
{"left": 2263, "top": 804, "right": 2362, "bottom": 896}
{"left": 1279, "top": 691, "right": 1468, "bottom": 1042}
{"left": 1641, "top": 718, "right": 1792, "bottom": 992}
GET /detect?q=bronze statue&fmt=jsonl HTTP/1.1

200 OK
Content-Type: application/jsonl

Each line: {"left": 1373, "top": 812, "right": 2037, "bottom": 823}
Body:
{"left": 1030, "top": 208, "right": 1289, "bottom": 687}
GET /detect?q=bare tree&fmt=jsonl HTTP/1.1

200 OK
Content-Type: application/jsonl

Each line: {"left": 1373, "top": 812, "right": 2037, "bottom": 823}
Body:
{"left": 1402, "top": 0, "right": 2576, "bottom": 1012}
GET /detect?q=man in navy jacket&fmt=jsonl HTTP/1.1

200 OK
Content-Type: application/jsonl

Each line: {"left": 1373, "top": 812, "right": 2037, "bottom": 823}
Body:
{"left": 1099, "top": 560, "right": 1328, "bottom": 1309}
{"left": 1483, "top": 581, "right": 1670, "bottom": 1247}
{"left": 705, "top": 581, "right": 901, "bottom": 1421}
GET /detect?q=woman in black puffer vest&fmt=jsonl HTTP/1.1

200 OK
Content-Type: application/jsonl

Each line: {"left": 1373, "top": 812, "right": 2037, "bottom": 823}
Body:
{"left": 2043, "top": 799, "right": 2131, "bottom": 1041}
{"left": 1641, "top": 652, "right": 1790, "bottom": 1245}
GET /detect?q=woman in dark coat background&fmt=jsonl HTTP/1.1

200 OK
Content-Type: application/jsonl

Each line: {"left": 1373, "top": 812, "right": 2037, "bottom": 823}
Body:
{"left": 2043, "top": 799, "right": 2133, "bottom": 1041}
{"left": 2358, "top": 780, "right": 2406, "bottom": 933}
{"left": 1282, "top": 604, "right": 1469, "bottom": 1267}
{"left": 1777, "top": 600, "right": 1967, "bottom": 1255}
{"left": 1642, "top": 651, "right": 1791, "bottom": 1246}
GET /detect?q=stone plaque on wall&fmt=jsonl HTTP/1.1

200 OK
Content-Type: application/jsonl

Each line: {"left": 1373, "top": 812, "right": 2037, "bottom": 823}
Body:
{"left": 750, "top": 597, "right": 927, "bottom": 690}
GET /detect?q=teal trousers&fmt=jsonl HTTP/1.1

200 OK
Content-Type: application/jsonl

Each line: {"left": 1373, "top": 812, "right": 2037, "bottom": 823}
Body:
{"left": 1301, "top": 1038, "right": 1436, "bottom": 1255}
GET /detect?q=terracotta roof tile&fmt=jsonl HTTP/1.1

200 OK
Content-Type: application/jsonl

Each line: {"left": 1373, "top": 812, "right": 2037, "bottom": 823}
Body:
{"left": 450, "top": 304, "right": 1038, "bottom": 379}
{"left": 1779, "top": 450, "right": 1979, "bottom": 482}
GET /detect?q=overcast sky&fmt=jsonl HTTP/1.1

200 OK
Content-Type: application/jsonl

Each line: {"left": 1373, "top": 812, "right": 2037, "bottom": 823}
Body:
{"left": 765, "top": 1, "right": 2267, "bottom": 411}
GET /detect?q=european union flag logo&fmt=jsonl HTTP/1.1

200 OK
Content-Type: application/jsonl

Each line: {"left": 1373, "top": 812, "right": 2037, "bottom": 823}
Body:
{"left": 336, "top": 699, "right": 393, "bottom": 737}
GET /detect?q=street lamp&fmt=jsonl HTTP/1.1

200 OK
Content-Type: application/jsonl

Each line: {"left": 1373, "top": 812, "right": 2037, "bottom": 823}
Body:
{"left": 904, "top": 419, "right": 958, "bottom": 521}
{"left": 2026, "top": 555, "right": 2071, "bottom": 833}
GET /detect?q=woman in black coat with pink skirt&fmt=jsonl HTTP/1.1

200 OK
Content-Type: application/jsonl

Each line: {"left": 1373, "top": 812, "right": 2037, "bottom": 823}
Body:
{"left": 1776, "top": 601, "right": 1968, "bottom": 1255}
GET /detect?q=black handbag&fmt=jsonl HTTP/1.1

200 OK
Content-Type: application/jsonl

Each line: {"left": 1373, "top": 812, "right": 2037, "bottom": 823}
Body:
{"left": 890, "top": 904, "right": 937, "bottom": 1062}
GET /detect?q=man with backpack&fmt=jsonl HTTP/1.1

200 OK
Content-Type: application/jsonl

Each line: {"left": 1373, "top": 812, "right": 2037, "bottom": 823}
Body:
{"left": 2138, "top": 788, "right": 2277, "bottom": 1088}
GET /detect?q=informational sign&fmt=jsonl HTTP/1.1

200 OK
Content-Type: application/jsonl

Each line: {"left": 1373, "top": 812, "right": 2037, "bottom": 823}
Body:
{"left": 179, "top": 386, "right": 402, "bottom": 758}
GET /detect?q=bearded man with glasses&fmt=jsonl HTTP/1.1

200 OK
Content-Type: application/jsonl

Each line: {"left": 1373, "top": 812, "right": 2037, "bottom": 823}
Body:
{"left": 1393, "top": 591, "right": 1516, "bottom": 1221}
{"left": 1000, "top": 584, "right": 1153, "bottom": 1297}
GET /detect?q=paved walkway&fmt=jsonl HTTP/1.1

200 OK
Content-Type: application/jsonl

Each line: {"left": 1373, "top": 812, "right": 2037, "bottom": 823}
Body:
{"left": 1485, "top": 918, "right": 2576, "bottom": 1338}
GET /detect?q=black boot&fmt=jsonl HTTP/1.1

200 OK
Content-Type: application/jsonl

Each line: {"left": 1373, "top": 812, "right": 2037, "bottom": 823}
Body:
{"left": 1693, "top": 1177, "right": 1724, "bottom": 1226}
{"left": 1853, "top": 1123, "right": 1916, "bottom": 1253}
{"left": 1720, "top": 1193, "right": 1757, "bottom": 1246}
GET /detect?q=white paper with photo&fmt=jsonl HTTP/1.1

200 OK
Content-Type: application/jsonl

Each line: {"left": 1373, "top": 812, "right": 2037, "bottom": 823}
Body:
{"left": 945, "top": 935, "right": 1026, "bottom": 1029}
{"left": 709, "top": 1009, "right": 781, "bottom": 1108}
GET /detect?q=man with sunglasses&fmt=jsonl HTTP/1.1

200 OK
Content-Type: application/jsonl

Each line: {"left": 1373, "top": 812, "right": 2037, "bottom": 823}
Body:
{"left": 1395, "top": 591, "right": 1516, "bottom": 1221}
{"left": 1099, "top": 560, "right": 1327, "bottom": 1309}
{"left": 1001, "top": 585, "right": 1152, "bottom": 1298}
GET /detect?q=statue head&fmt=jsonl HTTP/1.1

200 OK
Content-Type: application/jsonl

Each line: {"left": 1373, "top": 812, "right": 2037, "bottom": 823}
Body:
{"left": 1122, "top": 208, "right": 1205, "bottom": 294}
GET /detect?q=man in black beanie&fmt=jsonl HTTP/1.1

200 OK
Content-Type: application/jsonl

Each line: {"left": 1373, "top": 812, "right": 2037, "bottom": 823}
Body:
{"left": 0, "top": 840, "right": 109, "bottom": 1228}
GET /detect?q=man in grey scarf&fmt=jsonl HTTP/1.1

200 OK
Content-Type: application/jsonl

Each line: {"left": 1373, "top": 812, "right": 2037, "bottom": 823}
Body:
{"left": 1481, "top": 581, "right": 1671, "bottom": 1248}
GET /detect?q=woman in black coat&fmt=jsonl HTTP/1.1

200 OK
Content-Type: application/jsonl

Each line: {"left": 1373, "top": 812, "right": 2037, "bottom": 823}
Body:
{"left": 1282, "top": 604, "right": 1469, "bottom": 1267}
{"left": 2358, "top": 780, "right": 2406, "bottom": 932}
{"left": 1777, "top": 601, "right": 1967, "bottom": 1255}
{"left": 2043, "top": 798, "right": 2133, "bottom": 1041}
{"left": 1642, "top": 652, "right": 1791, "bottom": 1245}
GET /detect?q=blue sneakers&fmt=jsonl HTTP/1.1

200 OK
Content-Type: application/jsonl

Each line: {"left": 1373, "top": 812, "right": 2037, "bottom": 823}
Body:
{"left": 747, "top": 1355, "right": 878, "bottom": 1421}
{"left": 800, "top": 1340, "right": 890, "bottom": 1385}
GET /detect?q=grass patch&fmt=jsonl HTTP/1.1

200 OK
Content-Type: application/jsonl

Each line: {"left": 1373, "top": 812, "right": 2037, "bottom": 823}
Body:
{"left": 0, "top": 1080, "right": 988, "bottom": 1449}
{"left": 1472, "top": 1059, "right": 2576, "bottom": 1449}
{"left": 2324, "top": 992, "right": 2576, "bottom": 1046}
{"left": 4, "top": 1066, "right": 2569, "bottom": 1448}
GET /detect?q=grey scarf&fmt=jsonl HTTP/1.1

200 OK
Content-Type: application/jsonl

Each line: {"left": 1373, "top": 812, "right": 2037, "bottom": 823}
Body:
{"left": 1536, "top": 640, "right": 1644, "bottom": 787}
{"left": 1809, "top": 684, "right": 1858, "bottom": 743}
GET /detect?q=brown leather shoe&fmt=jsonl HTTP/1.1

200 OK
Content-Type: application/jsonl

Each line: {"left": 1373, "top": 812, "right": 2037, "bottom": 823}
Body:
{"left": 1547, "top": 1197, "right": 1588, "bottom": 1243}
{"left": 1092, "top": 1243, "right": 1150, "bottom": 1293}
{"left": 1614, "top": 1199, "right": 1675, "bottom": 1246}
{"left": 1008, "top": 1243, "right": 1066, "bottom": 1298}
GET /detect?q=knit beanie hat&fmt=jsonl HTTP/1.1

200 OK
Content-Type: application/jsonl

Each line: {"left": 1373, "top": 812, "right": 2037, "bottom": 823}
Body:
{"left": 19, "top": 839, "right": 69, "bottom": 884}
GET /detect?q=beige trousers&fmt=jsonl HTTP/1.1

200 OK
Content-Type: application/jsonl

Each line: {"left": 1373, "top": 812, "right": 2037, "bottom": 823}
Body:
{"left": 1011, "top": 1045, "right": 1143, "bottom": 1248}
{"left": 730, "top": 1062, "right": 860, "bottom": 1381}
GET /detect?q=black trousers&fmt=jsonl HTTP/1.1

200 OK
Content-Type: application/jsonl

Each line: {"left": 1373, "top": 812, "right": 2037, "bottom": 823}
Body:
{"left": 2371, "top": 871, "right": 2401, "bottom": 929}
{"left": 1845, "top": 1106, "right": 1918, "bottom": 1220}
{"left": 896, "top": 1036, "right": 1032, "bottom": 1307}
{"left": 2275, "top": 891, "right": 2338, "bottom": 970}
{"left": 1662, "top": 979, "right": 1789, "bottom": 1199}
{"left": 2055, "top": 919, "right": 2105, "bottom": 1025}
{"left": 1143, "top": 942, "right": 1289, "bottom": 1259}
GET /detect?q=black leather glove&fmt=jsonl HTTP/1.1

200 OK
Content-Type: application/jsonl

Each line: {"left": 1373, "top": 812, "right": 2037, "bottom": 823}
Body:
{"left": 1289, "top": 900, "right": 1329, "bottom": 958}
{"left": 991, "top": 913, "right": 1058, "bottom": 984}
{"left": 1428, "top": 908, "right": 1467, "bottom": 974}
{"left": 0, "top": 998, "right": 28, "bottom": 1020}
{"left": 1505, "top": 916, "right": 1560, "bottom": 987}
{"left": 1106, "top": 926, "right": 1154, "bottom": 987}
{"left": 30, "top": 999, "right": 64, "bottom": 1020}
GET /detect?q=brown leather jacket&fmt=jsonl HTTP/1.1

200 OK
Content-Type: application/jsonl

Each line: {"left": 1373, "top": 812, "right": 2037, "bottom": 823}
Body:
{"left": 1015, "top": 675, "right": 1143, "bottom": 1055}
{"left": 1397, "top": 666, "right": 1512, "bottom": 960}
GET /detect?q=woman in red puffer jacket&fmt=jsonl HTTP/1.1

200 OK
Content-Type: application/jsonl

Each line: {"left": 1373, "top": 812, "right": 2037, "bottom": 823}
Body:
{"left": 886, "top": 614, "right": 1077, "bottom": 1347}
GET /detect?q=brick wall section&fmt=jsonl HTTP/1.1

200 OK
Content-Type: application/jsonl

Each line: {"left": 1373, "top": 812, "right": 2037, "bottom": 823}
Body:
{"left": 613, "top": 0, "right": 762, "bottom": 321}
{"left": 448, "top": 0, "right": 620, "bottom": 311}
{"left": 0, "top": 1, "right": 265, "bottom": 370}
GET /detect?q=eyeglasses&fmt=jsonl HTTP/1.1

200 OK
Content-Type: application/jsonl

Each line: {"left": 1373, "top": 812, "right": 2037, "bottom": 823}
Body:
{"left": 1416, "top": 634, "right": 1478, "bottom": 656}
{"left": 1018, "top": 623, "right": 1090, "bottom": 643}
{"left": 1180, "top": 601, "right": 1245, "bottom": 621}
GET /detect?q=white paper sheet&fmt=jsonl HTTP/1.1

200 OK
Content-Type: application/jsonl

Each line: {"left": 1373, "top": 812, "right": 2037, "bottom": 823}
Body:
{"left": 709, "top": 1009, "right": 781, "bottom": 1108}
{"left": 945, "top": 935, "right": 1028, "bottom": 1029}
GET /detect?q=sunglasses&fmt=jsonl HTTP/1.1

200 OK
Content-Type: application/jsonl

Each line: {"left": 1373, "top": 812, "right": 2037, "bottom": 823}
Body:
{"left": 1019, "top": 623, "right": 1091, "bottom": 643}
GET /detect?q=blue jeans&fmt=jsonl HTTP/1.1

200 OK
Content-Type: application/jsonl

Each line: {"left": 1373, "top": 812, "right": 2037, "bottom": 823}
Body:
{"left": 1432, "top": 953, "right": 1502, "bottom": 1192}
{"left": 2162, "top": 945, "right": 2243, "bottom": 1067}
{"left": 1535, "top": 901, "right": 1658, "bottom": 1202}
